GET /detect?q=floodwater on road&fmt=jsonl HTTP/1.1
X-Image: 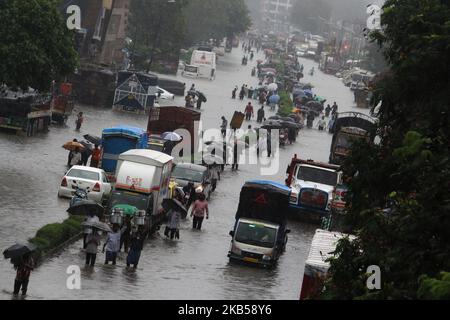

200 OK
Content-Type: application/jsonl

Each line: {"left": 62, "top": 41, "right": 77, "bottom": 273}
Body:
{"left": 0, "top": 44, "right": 363, "bottom": 300}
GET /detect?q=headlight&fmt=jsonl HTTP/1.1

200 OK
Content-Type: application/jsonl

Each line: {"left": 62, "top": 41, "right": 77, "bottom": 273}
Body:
{"left": 231, "top": 245, "right": 241, "bottom": 255}
{"left": 262, "top": 255, "right": 272, "bottom": 261}
{"left": 290, "top": 193, "right": 298, "bottom": 204}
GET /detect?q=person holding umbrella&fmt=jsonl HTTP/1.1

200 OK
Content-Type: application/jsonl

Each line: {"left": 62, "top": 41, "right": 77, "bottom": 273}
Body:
{"left": 67, "top": 139, "right": 78, "bottom": 166}
{"left": 13, "top": 253, "right": 34, "bottom": 296}
{"left": 85, "top": 228, "right": 101, "bottom": 267}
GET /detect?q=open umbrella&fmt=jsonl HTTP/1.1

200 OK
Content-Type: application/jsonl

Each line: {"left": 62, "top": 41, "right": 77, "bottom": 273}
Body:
{"left": 203, "top": 154, "right": 224, "bottom": 165}
{"left": 280, "top": 117, "right": 295, "bottom": 122}
{"left": 162, "top": 199, "right": 188, "bottom": 218}
{"left": 197, "top": 91, "right": 207, "bottom": 103}
{"left": 83, "top": 134, "right": 102, "bottom": 146}
{"left": 81, "top": 221, "right": 112, "bottom": 233}
{"left": 269, "top": 94, "right": 280, "bottom": 104}
{"left": 3, "top": 243, "right": 36, "bottom": 260}
{"left": 113, "top": 204, "right": 138, "bottom": 216}
{"left": 268, "top": 115, "right": 282, "bottom": 120}
{"left": 262, "top": 120, "right": 283, "bottom": 130}
{"left": 162, "top": 132, "right": 182, "bottom": 142}
{"left": 306, "top": 101, "right": 324, "bottom": 112}
{"left": 267, "top": 83, "right": 278, "bottom": 92}
{"left": 303, "top": 89, "right": 313, "bottom": 97}
{"left": 303, "top": 84, "right": 313, "bottom": 90}
{"left": 281, "top": 121, "right": 303, "bottom": 129}
{"left": 67, "top": 200, "right": 104, "bottom": 217}
{"left": 80, "top": 141, "right": 93, "bottom": 157}
{"left": 63, "top": 141, "right": 85, "bottom": 151}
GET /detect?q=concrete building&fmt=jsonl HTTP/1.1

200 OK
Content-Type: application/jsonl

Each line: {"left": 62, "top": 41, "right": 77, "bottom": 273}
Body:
{"left": 262, "top": 0, "right": 294, "bottom": 33}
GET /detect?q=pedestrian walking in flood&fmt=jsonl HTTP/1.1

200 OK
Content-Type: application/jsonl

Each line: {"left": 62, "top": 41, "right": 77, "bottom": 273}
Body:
{"left": 220, "top": 116, "right": 228, "bottom": 138}
{"left": 102, "top": 224, "right": 124, "bottom": 265}
{"left": 85, "top": 229, "right": 101, "bottom": 267}
{"left": 209, "top": 165, "right": 220, "bottom": 192}
{"left": 13, "top": 253, "right": 34, "bottom": 296}
{"left": 70, "top": 147, "right": 82, "bottom": 167}
{"left": 325, "top": 104, "right": 332, "bottom": 117}
{"left": 244, "top": 102, "right": 254, "bottom": 121}
{"left": 76, "top": 112, "right": 84, "bottom": 131}
{"left": 83, "top": 214, "right": 99, "bottom": 249}
{"left": 257, "top": 106, "right": 265, "bottom": 123}
{"left": 239, "top": 86, "right": 245, "bottom": 100}
{"left": 318, "top": 116, "right": 327, "bottom": 131}
{"left": 166, "top": 209, "right": 182, "bottom": 240}
{"left": 67, "top": 139, "right": 78, "bottom": 166}
{"left": 126, "top": 228, "right": 145, "bottom": 269}
{"left": 332, "top": 102, "right": 339, "bottom": 116}
{"left": 90, "top": 144, "right": 102, "bottom": 168}
{"left": 232, "top": 86, "right": 238, "bottom": 99}
{"left": 191, "top": 193, "right": 209, "bottom": 230}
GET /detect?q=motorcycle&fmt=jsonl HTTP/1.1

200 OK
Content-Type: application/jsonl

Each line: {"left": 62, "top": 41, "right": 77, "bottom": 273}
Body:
{"left": 69, "top": 183, "right": 91, "bottom": 208}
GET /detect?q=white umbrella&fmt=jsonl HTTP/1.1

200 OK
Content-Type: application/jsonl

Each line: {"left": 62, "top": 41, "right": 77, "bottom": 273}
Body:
{"left": 162, "top": 132, "right": 182, "bottom": 142}
{"left": 267, "top": 83, "right": 278, "bottom": 91}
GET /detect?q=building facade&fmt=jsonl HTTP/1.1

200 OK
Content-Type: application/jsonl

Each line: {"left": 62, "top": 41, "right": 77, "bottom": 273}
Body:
{"left": 262, "top": 0, "right": 294, "bottom": 33}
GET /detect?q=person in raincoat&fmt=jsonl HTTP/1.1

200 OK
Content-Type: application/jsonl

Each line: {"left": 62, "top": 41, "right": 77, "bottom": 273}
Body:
{"left": 13, "top": 253, "right": 34, "bottom": 296}
{"left": 166, "top": 209, "right": 181, "bottom": 240}
{"left": 127, "top": 228, "right": 145, "bottom": 269}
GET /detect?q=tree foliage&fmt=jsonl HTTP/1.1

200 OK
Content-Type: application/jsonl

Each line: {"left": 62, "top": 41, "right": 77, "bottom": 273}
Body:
{"left": 0, "top": 0, "right": 78, "bottom": 91}
{"left": 322, "top": 0, "right": 450, "bottom": 299}
{"left": 183, "top": 0, "right": 251, "bottom": 46}
{"left": 290, "top": 0, "right": 332, "bottom": 34}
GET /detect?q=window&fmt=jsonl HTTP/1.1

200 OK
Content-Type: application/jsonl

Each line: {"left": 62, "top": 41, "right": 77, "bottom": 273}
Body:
{"left": 235, "top": 222, "right": 277, "bottom": 248}
{"left": 67, "top": 169, "right": 100, "bottom": 181}
{"left": 297, "top": 166, "right": 338, "bottom": 186}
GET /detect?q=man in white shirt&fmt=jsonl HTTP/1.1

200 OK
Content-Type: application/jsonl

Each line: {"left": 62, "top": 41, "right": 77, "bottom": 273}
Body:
{"left": 70, "top": 148, "right": 82, "bottom": 167}
{"left": 317, "top": 116, "right": 327, "bottom": 131}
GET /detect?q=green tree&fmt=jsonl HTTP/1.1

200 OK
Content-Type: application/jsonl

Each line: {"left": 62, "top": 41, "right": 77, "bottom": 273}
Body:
{"left": 127, "top": 0, "right": 186, "bottom": 72}
{"left": 322, "top": 0, "right": 450, "bottom": 299}
{"left": 183, "top": 0, "right": 251, "bottom": 46}
{"left": 0, "top": 0, "right": 78, "bottom": 91}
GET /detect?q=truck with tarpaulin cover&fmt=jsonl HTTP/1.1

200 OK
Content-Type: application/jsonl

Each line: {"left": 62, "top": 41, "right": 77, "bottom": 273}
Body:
{"left": 228, "top": 181, "right": 291, "bottom": 268}
{"left": 101, "top": 126, "right": 148, "bottom": 180}
{"left": 329, "top": 112, "right": 377, "bottom": 165}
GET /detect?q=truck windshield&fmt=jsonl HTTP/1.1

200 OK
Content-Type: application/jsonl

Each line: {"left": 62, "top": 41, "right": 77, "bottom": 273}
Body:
{"left": 235, "top": 222, "right": 277, "bottom": 248}
{"left": 298, "top": 166, "right": 338, "bottom": 186}
{"left": 172, "top": 167, "right": 204, "bottom": 183}
{"left": 109, "top": 191, "right": 149, "bottom": 212}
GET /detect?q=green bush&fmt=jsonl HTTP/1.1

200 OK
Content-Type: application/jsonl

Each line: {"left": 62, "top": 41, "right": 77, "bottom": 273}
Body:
{"left": 277, "top": 91, "right": 294, "bottom": 117}
{"left": 29, "top": 216, "right": 83, "bottom": 260}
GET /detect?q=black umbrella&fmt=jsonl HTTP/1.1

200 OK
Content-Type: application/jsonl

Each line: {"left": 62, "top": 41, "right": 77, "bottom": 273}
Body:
{"left": 280, "top": 121, "right": 301, "bottom": 129}
{"left": 162, "top": 199, "right": 188, "bottom": 219}
{"left": 268, "top": 115, "right": 282, "bottom": 120}
{"left": 262, "top": 120, "right": 283, "bottom": 130}
{"left": 80, "top": 141, "right": 93, "bottom": 156}
{"left": 67, "top": 200, "right": 104, "bottom": 217}
{"left": 3, "top": 243, "right": 36, "bottom": 260}
{"left": 197, "top": 91, "right": 207, "bottom": 103}
{"left": 83, "top": 134, "right": 102, "bottom": 146}
{"left": 280, "top": 117, "right": 295, "bottom": 122}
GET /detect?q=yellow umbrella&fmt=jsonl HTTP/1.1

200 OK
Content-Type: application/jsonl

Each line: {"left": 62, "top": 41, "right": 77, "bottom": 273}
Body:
{"left": 63, "top": 141, "right": 85, "bottom": 151}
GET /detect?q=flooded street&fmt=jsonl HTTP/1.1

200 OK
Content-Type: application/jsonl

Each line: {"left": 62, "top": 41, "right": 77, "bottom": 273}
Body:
{"left": 0, "top": 47, "right": 363, "bottom": 300}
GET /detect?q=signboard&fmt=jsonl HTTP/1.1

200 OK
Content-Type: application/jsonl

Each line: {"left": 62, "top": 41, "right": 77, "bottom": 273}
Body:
{"left": 191, "top": 51, "right": 215, "bottom": 66}
{"left": 230, "top": 112, "right": 245, "bottom": 130}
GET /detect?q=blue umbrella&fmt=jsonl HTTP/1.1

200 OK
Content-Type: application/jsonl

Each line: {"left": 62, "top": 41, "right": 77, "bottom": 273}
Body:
{"left": 269, "top": 94, "right": 280, "bottom": 104}
{"left": 304, "top": 89, "right": 313, "bottom": 97}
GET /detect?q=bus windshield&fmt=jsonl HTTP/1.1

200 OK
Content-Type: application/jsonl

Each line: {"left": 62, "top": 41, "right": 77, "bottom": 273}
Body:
{"left": 235, "top": 222, "right": 277, "bottom": 248}
{"left": 109, "top": 190, "right": 150, "bottom": 212}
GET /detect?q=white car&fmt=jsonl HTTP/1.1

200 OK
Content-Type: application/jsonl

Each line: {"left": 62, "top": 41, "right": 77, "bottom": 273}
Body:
{"left": 58, "top": 166, "right": 112, "bottom": 204}
{"left": 156, "top": 87, "right": 175, "bottom": 101}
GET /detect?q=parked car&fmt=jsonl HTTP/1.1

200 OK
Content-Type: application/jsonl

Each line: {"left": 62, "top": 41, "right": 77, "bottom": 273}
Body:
{"left": 156, "top": 87, "right": 175, "bottom": 101}
{"left": 171, "top": 163, "right": 212, "bottom": 199}
{"left": 58, "top": 166, "right": 112, "bottom": 204}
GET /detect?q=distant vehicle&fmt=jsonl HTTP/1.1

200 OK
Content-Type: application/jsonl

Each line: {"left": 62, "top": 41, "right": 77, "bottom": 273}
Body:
{"left": 51, "top": 83, "right": 74, "bottom": 125}
{"left": 329, "top": 112, "right": 377, "bottom": 165}
{"left": 299, "top": 229, "right": 354, "bottom": 299}
{"left": 156, "top": 87, "right": 175, "bottom": 101}
{"left": 297, "top": 50, "right": 307, "bottom": 57}
{"left": 349, "top": 70, "right": 375, "bottom": 91}
{"left": 181, "top": 64, "right": 200, "bottom": 78}
{"left": 171, "top": 163, "right": 212, "bottom": 200}
{"left": 286, "top": 156, "right": 343, "bottom": 222}
{"left": 213, "top": 46, "right": 226, "bottom": 56}
{"left": 228, "top": 181, "right": 291, "bottom": 268}
{"left": 190, "top": 50, "right": 216, "bottom": 80}
{"left": 156, "top": 77, "right": 186, "bottom": 96}
{"left": 58, "top": 166, "right": 112, "bottom": 204}
{"left": 101, "top": 126, "right": 149, "bottom": 180}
